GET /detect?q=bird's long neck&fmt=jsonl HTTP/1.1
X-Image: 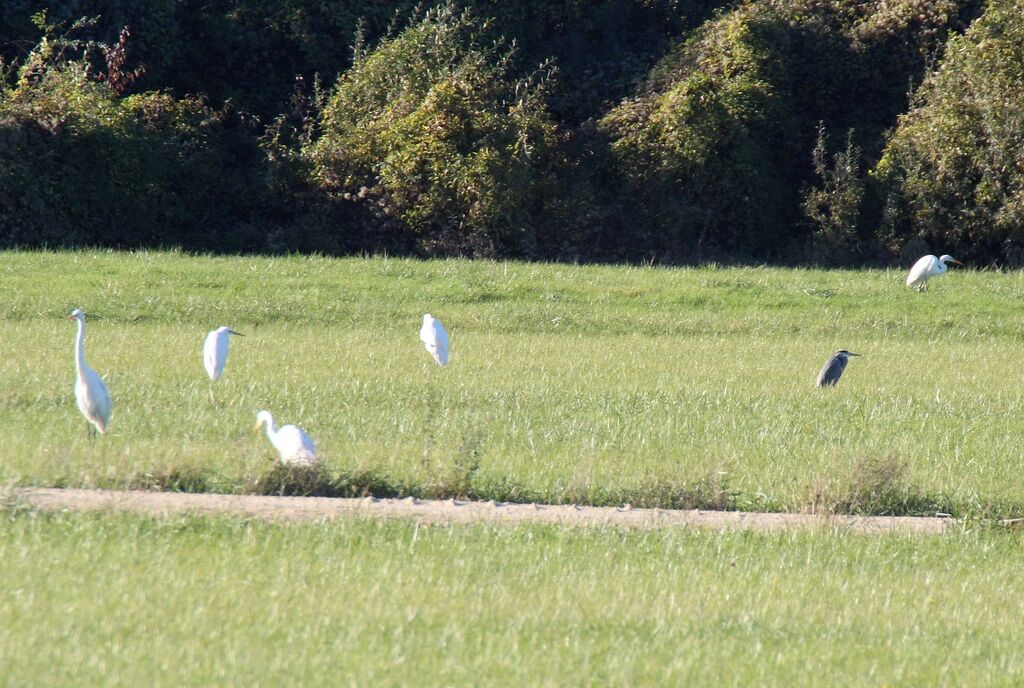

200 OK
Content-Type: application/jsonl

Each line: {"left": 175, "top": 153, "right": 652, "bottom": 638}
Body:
{"left": 262, "top": 417, "right": 278, "bottom": 442}
{"left": 74, "top": 319, "right": 87, "bottom": 377}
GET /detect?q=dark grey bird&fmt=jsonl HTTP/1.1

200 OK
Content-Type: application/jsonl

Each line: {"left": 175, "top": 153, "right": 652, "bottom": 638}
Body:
{"left": 816, "top": 349, "right": 860, "bottom": 387}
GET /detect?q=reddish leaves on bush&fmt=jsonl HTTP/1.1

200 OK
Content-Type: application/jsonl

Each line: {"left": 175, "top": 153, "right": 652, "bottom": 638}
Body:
{"left": 97, "top": 26, "right": 144, "bottom": 95}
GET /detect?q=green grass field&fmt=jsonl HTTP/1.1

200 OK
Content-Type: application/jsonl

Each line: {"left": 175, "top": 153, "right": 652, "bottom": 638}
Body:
{"left": 3, "top": 250, "right": 1024, "bottom": 516}
{"left": 2, "top": 510, "right": 1022, "bottom": 685}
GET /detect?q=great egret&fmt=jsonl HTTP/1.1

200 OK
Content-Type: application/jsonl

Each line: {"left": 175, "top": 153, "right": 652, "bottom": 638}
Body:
{"left": 420, "top": 313, "right": 449, "bottom": 366}
{"left": 203, "top": 326, "right": 244, "bottom": 381}
{"left": 906, "top": 254, "right": 963, "bottom": 290}
{"left": 816, "top": 349, "right": 860, "bottom": 387}
{"left": 67, "top": 308, "right": 112, "bottom": 435}
{"left": 255, "top": 410, "right": 317, "bottom": 466}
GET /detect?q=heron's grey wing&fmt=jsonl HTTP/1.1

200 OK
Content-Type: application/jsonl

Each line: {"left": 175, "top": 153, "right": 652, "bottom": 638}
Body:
{"left": 816, "top": 355, "right": 847, "bottom": 387}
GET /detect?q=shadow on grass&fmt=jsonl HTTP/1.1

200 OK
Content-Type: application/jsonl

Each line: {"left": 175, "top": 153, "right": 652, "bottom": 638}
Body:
{"left": 805, "top": 454, "right": 953, "bottom": 517}
{"left": 123, "top": 467, "right": 217, "bottom": 494}
{"left": 248, "top": 464, "right": 409, "bottom": 499}
{"left": 243, "top": 464, "right": 739, "bottom": 511}
{"left": 577, "top": 472, "right": 741, "bottom": 511}
{"left": 75, "top": 456, "right": 1024, "bottom": 519}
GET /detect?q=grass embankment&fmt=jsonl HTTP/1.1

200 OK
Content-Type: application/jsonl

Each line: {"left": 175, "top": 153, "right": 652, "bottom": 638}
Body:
{"left": 1, "top": 511, "right": 1022, "bottom": 685}
{"left": 2, "top": 251, "right": 1024, "bottom": 516}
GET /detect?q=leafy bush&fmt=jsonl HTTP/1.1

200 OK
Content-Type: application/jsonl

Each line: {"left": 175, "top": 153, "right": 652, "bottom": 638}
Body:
{"left": 467, "top": 0, "right": 720, "bottom": 124}
{"left": 600, "top": 0, "right": 979, "bottom": 263}
{"left": 803, "top": 124, "right": 865, "bottom": 265}
{"left": 873, "top": 0, "right": 1024, "bottom": 264}
{"left": 1, "top": 0, "right": 1014, "bottom": 264}
{"left": 0, "top": 21, "right": 275, "bottom": 251}
{"left": 0, "top": 0, "right": 422, "bottom": 120}
{"left": 305, "top": 4, "right": 560, "bottom": 258}
{"left": 2, "top": 1, "right": 715, "bottom": 125}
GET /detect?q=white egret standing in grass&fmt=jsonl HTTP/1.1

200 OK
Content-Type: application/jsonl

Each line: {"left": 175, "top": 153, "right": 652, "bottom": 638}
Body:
{"left": 203, "top": 326, "right": 244, "bottom": 381}
{"left": 420, "top": 313, "right": 449, "bottom": 366}
{"left": 67, "top": 308, "right": 112, "bottom": 435}
{"left": 255, "top": 410, "right": 318, "bottom": 466}
{"left": 906, "top": 254, "right": 963, "bottom": 290}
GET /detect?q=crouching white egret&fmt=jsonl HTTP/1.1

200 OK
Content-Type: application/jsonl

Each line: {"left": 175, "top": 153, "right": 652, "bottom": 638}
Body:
{"left": 420, "top": 313, "right": 449, "bottom": 366}
{"left": 255, "top": 410, "right": 317, "bottom": 466}
{"left": 67, "top": 308, "right": 112, "bottom": 435}
{"left": 204, "top": 326, "right": 244, "bottom": 381}
{"left": 906, "top": 254, "right": 963, "bottom": 290}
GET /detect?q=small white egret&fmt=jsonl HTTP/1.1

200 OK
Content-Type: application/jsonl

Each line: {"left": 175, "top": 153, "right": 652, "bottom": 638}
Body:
{"left": 203, "top": 326, "right": 244, "bottom": 381}
{"left": 255, "top": 410, "right": 318, "bottom": 466}
{"left": 67, "top": 308, "right": 112, "bottom": 435}
{"left": 420, "top": 313, "right": 449, "bottom": 366}
{"left": 906, "top": 254, "right": 963, "bottom": 290}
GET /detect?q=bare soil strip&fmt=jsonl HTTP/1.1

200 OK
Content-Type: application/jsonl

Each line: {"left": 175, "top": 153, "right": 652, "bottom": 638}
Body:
{"left": 6, "top": 488, "right": 956, "bottom": 534}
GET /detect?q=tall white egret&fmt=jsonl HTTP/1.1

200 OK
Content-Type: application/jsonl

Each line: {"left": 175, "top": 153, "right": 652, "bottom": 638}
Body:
{"left": 67, "top": 308, "right": 112, "bottom": 435}
{"left": 906, "top": 254, "right": 963, "bottom": 290}
{"left": 255, "top": 410, "right": 318, "bottom": 466}
{"left": 203, "top": 326, "right": 244, "bottom": 381}
{"left": 420, "top": 313, "right": 449, "bottom": 366}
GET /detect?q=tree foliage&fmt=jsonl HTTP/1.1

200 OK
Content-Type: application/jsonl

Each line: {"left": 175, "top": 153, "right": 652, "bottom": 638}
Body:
{"left": 306, "top": 5, "right": 559, "bottom": 258}
{"left": 874, "top": 0, "right": 1024, "bottom": 265}
{"left": 0, "top": 16, "right": 274, "bottom": 250}
{"left": 599, "top": 0, "right": 979, "bottom": 262}
{"left": 2, "top": 0, "right": 1022, "bottom": 266}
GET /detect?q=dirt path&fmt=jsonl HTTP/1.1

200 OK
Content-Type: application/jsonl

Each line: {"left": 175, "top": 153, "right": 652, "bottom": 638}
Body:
{"left": 5, "top": 487, "right": 956, "bottom": 534}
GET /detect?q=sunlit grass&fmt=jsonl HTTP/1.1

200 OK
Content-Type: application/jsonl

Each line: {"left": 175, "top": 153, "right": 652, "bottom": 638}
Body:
{"left": 2, "top": 250, "right": 1024, "bottom": 514}
{"left": 1, "top": 511, "right": 1022, "bottom": 685}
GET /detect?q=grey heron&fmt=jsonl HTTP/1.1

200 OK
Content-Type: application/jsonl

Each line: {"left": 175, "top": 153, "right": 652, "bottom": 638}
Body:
{"left": 906, "top": 254, "right": 962, "bottom": 290}
{"left": 816, "top": 350, "right": 860, "bottom": 387}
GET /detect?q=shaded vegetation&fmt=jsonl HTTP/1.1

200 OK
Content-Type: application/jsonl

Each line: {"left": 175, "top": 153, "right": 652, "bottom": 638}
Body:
{"left": 305, "top": 6, "right": 560, "bottom": 258}
{"left": 3, "top": 0, "right": 1023, "bottom": 265}
{"left": 599, "top": 0, "right": 981, "bottom": 262}
{"left": 874, "top": 0, "right": 1024, "bottom": 265}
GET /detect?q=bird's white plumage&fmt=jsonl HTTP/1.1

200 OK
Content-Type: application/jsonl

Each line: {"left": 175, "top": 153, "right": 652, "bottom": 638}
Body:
{"left": 420, "top": 313, "right": 449, "bottom": 366}
{"left": 204, "top": 326, "right": 242, "bottom": 381}
{"left": 256, "top": 410, "right": 317, "bottom": 466}
{"left": 68, "top": 308, "right": 112, "bottom": 434}
{"left": 906, "top": 254, "right": 960, "bottom": 289}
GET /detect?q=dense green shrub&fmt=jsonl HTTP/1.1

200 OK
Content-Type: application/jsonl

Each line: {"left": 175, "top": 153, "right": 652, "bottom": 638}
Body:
{"left": 305, "top": 5, "right": 560, "bottom": 258}
{"left": 873, "top": 0, "right": 1024, "bottom": 265}
{"left": 464, "top": 0, "right": 721, "bottom": 124}
{"left": 803, "top": 125, "right": 865, "bottom": 265}
{"left": 2, "top": 0, "right": 1017, "bottom": 265}
{"left": 0, "top": 0, "right": 421, "bottom": 120}
{"left": 2, "top": 0, "right": 712, "bottom": 126}
{"left": 0, "top": 26, "right": 275, "bottom": 251}
{"left": 600, "top": 0, "right": 979, "bottom": 263}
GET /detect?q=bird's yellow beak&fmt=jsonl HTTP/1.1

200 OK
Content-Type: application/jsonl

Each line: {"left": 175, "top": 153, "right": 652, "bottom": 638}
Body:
{"left": 950, "top": 259, "right": 964, "bottom": 266}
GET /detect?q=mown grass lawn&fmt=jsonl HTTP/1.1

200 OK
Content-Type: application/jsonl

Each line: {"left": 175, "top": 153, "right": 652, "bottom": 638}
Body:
{"left": 2, "top": 250, "right": 1024, "bottom": 515}
{"left": 1, "top": 511, "right": 1022, "bottom": 685}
